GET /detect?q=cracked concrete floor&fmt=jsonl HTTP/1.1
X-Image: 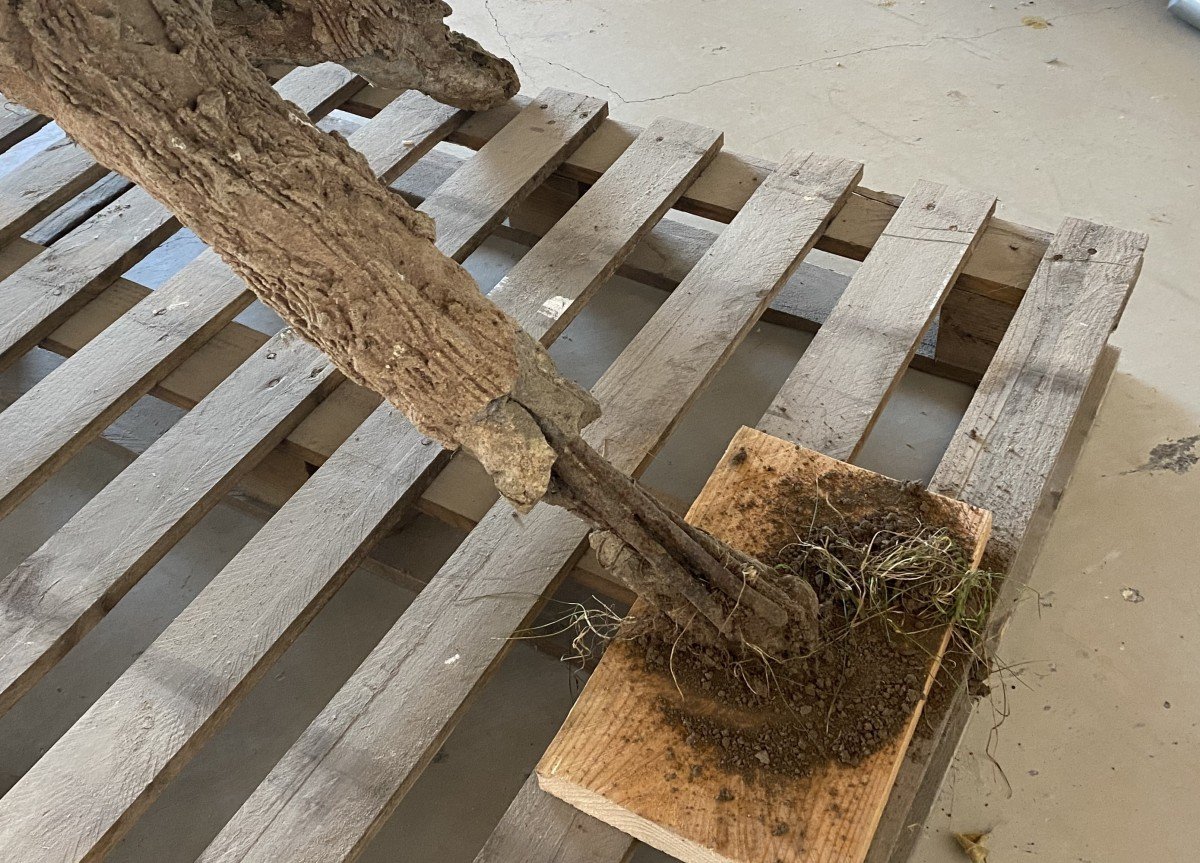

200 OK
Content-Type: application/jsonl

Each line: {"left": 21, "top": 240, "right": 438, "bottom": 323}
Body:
{"left": 1, "top": 0, "right": 1197, "bottom": 861}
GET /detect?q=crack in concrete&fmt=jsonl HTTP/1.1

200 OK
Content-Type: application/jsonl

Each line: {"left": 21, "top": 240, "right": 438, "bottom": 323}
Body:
{"left": 492, "top": 1, "right": 1138, "bottom": 105}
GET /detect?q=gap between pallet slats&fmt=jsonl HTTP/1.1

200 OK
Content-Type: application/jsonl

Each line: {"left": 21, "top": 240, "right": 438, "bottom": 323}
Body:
{"left": 478, "top": 180, "right": 994, "bottom": 863}
{"left": 0, "top": 64, "right": 362, "bottom": 375}
{"left": 193, "top": 148, "right": 861, "bottom": 863}
{"left": 867, "top": 218, "right": 1146, "bottom": 863}
{"left": 0, "top": 88, "right": 613, "bottom": 863}
{"left": 0, "top": 89, "right": 467, "bottom": 520}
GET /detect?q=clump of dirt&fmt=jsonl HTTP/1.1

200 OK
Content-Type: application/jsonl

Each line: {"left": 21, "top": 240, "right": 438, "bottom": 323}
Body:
{"left": 633, "top": 471, "right": 993, "bottom": 781}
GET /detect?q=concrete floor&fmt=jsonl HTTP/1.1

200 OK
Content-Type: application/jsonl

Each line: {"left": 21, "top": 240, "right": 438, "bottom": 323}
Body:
{"left": 2, "top": 1, "right": 1198, "bottom": 860}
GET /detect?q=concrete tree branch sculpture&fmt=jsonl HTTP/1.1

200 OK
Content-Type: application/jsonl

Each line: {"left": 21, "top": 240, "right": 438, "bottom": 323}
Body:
{"left": 0, "top": 0, "right": 818, "bottom": 656}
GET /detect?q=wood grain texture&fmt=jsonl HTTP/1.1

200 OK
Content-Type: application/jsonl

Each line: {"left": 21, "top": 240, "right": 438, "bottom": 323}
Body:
{"left": 491, "top": 115, "right": 722, "bottom": 343}
{"left": 0, "top": 90, "right": 464, "bottom": 520}
{"left": 871, "top": 345, "right": 1121, "bottom": 863}
{"left": 0, "top": 137, "right": 108, "bottom": 246}
{"left": 930, "top": 218, "right": 1145, "bottom": 567}
{"left": 196, "top": 147, "right": 861, "bottom": 863}
{"left": 537, "top": 428, "right": 990, "bottom": 863}
{"left": 23, "top": 171, "right": 133, "bottom": 245}
{"left": 474, "top": 773, "right": 636, "bottom": 863}
{"left": 0, "top": 63, "right": 358, "bottom": 373}
{"left": 760, "top": 181, "right": 995, "bottom": 460}
{"left": 0, "top": 98, "right": 49, "bottom": 151}
{"left": 0, "top": 328, "right": 342, "bottom": 717}
{"left": 0, "top": 91, "right": 610, "bottom": 863}
{"left": 420, "top": 88, "right": 607, "bottom": 262}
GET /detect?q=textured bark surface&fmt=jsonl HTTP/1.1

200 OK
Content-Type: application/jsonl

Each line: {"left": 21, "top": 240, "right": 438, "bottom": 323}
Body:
{"left": 0, "top": 0, "right": 593, "bottom": 508}
{"left": 0, "top": 0, "right": 818, "bottom": 652}
{"left": 212, "top": 0, "right": 519, "bottom": 110}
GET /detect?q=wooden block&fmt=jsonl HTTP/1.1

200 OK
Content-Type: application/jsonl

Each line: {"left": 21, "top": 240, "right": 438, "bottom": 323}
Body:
{"left": 538, "top": 426, "right": 990, "bottom": 863}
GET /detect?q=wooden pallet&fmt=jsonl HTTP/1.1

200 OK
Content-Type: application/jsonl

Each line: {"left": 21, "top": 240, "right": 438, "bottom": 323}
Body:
{"left": 0, "top": 62, "right": 1145, "bottom": 863}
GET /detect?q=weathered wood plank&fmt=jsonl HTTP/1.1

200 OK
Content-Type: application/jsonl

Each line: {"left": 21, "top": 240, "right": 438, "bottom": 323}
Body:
{"left": 22, "top": 172, "right": 134, "bottom": 246}
{"left": 0, "top": 98, "right": 49, "bottom": 151}
{"left": 0, "top": 91, "right": 465, "bottom": 520}
{"left": 0, "top": 328, "right": 342, "bottom": 716}
{"left": 537, "top": 429, "right": 989, "bottom": 863}
{"left": 760, "top": 181, "right": 995, "bottom": 460}
{"left": 867, "top": 219, "right": 1145, "bottom": 863}
{"left": 420, "top": 88, "right": 606, "bottom": 260}
{"left": 195, "top": 148, "right": 861, "bottom": 863}
{"left": 491, "top": 116, "right": 722, "bottom": 341}
{"left": 0, "top": 138, "right": 109, "bottom": 247}
{"left": 0, "top": 63, "right": 360, "bottom": 374}
{"left": 0, "top": 89, "right": 611, "bottom": 863}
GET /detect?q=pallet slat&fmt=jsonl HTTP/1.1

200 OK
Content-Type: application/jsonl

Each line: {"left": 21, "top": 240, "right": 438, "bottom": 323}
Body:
{"left": 0, "top": 138, "right": 109, "bottom": 247}
{"left": 196, "top": 148, "right": 862, "bottom": 863}
{"left": 0, "top": 99, "right": 50, "bottom": 151}
{"left": 866, "top": 218, "right": 1145, "bottom": 863}
{"left": 760, "top": 180, "right": 995, "bottom": 460}
{"left": 0, "top": 330, "right": 341, "bottom": 716}
{"left": 473, "top": 184, "right": 998, "bottom": 863}
{"left": 0, "top": 91, "right": 465, "bottom": 520}
{"left": 0, "top": 64, "right": 359, "bottom": 374}
{"left": 0, "top": 89, "right": 610, "bottom": 863}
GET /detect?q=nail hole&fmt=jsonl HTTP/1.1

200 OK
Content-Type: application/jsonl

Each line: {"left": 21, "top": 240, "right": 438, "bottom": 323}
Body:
{"left": 1052, "top": 253, "right": 1064, "bottom": 261}
{"left": 1087, "top": 247, "right": 1097, "bottom": 255}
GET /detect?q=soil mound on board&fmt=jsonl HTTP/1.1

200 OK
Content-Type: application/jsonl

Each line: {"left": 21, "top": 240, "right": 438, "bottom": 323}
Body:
{"left": 633, "top": 473, "right": 983, "bottom": 780}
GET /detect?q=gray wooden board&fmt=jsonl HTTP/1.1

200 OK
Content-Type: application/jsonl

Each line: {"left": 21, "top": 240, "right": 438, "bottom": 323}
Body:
{"left": 0, "top": 63, "right": 358, "bottom": 374}
{"left": 0, "top": 91, "right": 464, "bottom": 519}
{"left": 759, "top": 180, "right": 995, "bottom": 460}
{"left": 420, "top": 88, "right": 607, "bottom": 261}
{"left": 195, "top": 148, "right": 861, "bottom": 863}
{"left": 474, "top": 773, "right": 636, "bottom": 863}
{"left": 870, "top": 345, "right": 1121, "bottom": 863}
{"left": 930, "top": 217, "right": 1145, "bottom": 566}
{"left": 0, "top": 88, "right": 611, "bottom": 863}
{"left": 0, "top": 328, "right": 342, "bottom": 717}
{"left": 0, "top": 100, "right": 49, "bottom": 151}
{"left": 0, "top": 138, "right": 109, "bottom": 246}
{"left": 490, "top": 116, "right": 722, "bottom": 342}
{"left": 24, "top": 172, "right": 135, "bottom": 246}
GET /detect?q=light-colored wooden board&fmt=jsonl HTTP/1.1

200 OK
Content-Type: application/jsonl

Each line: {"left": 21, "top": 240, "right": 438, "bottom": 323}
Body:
{"left": 759, "top": 180, "right": 995, "bottom": 460}
{"left": 0, "top": 89, "right": 612, "bottom": 863}
{"left": 538, "top": 427, "right": 990, "bottom": 863}
{"left": 0, "top": 90, "right": 464, "bottom": 519}
{"left": 0, "top": 63, "right": 358, "bottom": 373}
{"left": 195, "top": 147, "right": 861, "bottom": 863}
